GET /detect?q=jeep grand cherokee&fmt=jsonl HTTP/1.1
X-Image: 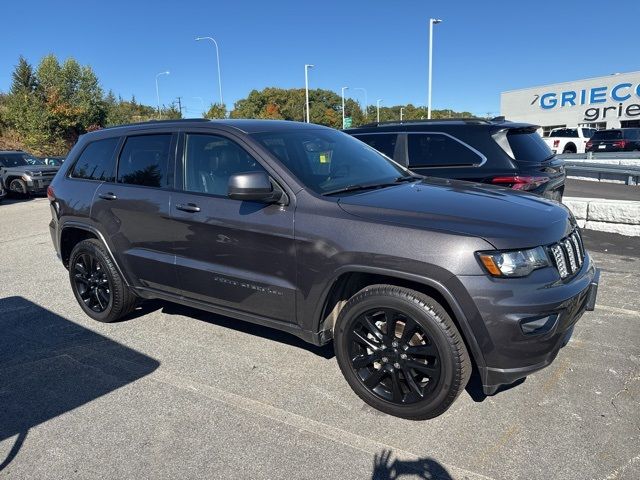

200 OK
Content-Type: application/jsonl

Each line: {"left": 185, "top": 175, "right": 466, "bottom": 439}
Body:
{"left": 48, "top": 119, "right": 599, "bottom": 419}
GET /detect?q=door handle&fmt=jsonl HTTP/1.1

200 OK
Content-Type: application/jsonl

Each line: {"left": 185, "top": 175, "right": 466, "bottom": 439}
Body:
{"left": 98, "top": 192, "right": 117, "bottom": 200}
{"left": 176, "top": 203, "right": 201, "bottom": 213}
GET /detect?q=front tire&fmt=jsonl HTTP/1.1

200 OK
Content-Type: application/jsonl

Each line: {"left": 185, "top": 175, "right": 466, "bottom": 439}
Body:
{"left": 334, "top": 285, "right": 470, "bottom": 420}
{"left": 68, "top": 239, "right": 137, "bottom": 322}
{"left": 9, "top": 178, "right": 28, "bottom": 197}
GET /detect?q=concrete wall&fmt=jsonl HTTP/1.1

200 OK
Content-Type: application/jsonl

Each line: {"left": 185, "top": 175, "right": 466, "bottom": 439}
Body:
{"left": 563, "top": 197, "right": 640, "bottom": 236}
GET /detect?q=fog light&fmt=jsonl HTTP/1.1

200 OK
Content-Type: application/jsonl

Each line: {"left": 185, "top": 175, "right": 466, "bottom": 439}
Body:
{"left": 520, "top": 314, "right": 558, "bottom": 335}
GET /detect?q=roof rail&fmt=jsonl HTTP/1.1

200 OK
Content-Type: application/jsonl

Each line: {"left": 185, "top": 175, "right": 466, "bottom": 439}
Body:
{"left": 103, "top": 118, "right": 212, "bottom": 130}
{"left": 358, "top": 117, "right": 488, "bottom": 128}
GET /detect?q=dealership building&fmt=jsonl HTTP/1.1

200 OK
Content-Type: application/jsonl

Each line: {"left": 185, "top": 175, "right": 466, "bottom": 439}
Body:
{"left": 500, "top": 71, "right": 640, "bottom": 136}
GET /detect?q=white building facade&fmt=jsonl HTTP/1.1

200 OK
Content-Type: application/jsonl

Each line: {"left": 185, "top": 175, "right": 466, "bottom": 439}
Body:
{"left": 500, "top": 71, "right": 640, "bottom": 136}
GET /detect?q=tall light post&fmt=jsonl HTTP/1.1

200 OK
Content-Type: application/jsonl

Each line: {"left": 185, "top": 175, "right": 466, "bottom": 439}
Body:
{"left": 341, "top": 86, "right": 349, "bottom": 129}
{"left": 400, "top": 107, "right": 404, "bottom": 121}
{"left": 195, "top": 36, "right": 224, "bottom": 106}
{"left": 354, "top": 87, "right": 368, "bottom": 118}
{"left": 304, "top": 64, "right": 314, "bottom": 123}
{"left": 428, "top": 18, "right": 442, "bottom": 120}
{"left": 155, "top": 71, "right": 170, "bottom": 116}
{"left": 376, "top": 99, "right": 382, "bottom": 123}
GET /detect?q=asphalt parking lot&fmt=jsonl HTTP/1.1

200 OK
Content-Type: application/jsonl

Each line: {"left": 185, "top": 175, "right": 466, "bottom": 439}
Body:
{"left": 1, "top": 197, "right": 639, "bottom": 480}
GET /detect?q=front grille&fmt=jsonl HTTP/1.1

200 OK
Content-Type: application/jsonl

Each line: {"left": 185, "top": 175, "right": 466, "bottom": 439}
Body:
{"left": 548, "top": 229, "right": 585, "bottom": 279}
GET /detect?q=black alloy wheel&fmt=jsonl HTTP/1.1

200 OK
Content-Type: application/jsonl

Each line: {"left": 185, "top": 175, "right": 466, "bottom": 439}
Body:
{"left": 68, "top": 239, "right": 137, "bottom": 322}
{"left": 334, "top": 285, "right": 470, "bottom": 420}
{"left": 73, "top": 252, "right": 112, "bottom": 313}
{"left": 348, "top": 308, "right": 441, "bottom": 404}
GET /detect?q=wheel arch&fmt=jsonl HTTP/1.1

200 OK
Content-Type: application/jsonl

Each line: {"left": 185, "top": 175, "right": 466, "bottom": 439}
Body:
{"left": 60, "top": 222, "right": 130, "bottom": 286}
{"left": 315, "top": 266, "right": 486, "bottom": 371}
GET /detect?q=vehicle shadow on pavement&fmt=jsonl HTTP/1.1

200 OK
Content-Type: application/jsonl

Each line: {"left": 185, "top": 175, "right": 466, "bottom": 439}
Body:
{"left": 0, "top": 296, "right": 159, "bottom": 473}
{"left": 159, "top": 301, "right": 336, "bottom": 360}
{"left": 371, "top": 449, "right": 452, "bottom": 479}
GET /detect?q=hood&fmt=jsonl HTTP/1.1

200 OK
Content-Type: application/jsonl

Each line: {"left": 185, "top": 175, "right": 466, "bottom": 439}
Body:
{"left": 337, "top": 178, "right": 575, "bottom": 250}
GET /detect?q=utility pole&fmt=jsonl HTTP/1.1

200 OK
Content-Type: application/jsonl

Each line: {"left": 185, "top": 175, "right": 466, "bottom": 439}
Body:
{"left": 176, "top": 96, "right": 183, "bottom": 116}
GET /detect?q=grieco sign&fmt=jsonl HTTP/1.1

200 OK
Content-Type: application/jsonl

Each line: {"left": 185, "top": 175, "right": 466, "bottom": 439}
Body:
{"left": 537, "top": 82, "right": 640, "bottom": 121}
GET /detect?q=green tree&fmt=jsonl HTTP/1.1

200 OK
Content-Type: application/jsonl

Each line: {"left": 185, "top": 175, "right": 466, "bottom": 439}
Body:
{"left": 203, "top": 103, "right": 227, "bottom": 119}
{"left": 230, "top": 87, "right": 364, "bottom": 129}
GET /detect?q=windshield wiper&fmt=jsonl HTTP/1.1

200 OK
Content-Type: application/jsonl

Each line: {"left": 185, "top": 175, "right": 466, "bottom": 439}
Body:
{"left": 322, "top": 176, "right": 419, "bottom": 196}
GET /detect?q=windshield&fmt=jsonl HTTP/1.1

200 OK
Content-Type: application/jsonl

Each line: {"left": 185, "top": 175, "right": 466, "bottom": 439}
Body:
{"left": 0, "top": 153, "right": 31, "bottom": 167}
{"left": 549, "top": 129, "right": 578, "bottom": 137}
{"left": 25, "top": 157, "right": 45, "bottom": 165}
{"left": 252, "top": 129, "right": 410, "bottom": 194}
{"left": 592, "top": 130, "right": 622, "bottom": 141}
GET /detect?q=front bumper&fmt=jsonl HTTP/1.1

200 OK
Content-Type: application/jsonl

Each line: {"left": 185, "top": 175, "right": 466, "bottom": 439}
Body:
{"left": 25, "top": 177, "right": 53, "bottom": 193}
{"left": 451, "top": 254, "right": 599, "bottom": 395}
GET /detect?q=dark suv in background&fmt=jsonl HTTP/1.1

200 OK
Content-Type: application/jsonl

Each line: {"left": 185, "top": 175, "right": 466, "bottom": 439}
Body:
{"left": 586, "top": 128, "right": 640, "bottom": 152}
{"left": 48, "top": 119, "right": 598, "bottom": 420}
{"left": 345, "top": 118, "right": 566, "bottom": 201}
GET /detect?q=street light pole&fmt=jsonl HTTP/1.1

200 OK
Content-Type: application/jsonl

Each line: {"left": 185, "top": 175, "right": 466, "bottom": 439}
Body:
{"left": 400, "top": 107, "right": 404, "bottom": 121}
{"left": 376, "top": 99, "right": 382, "bottom": 123}
{"left": 354, "top": 87, "right": 368, "bottom": 118}
{"left": 304, "top": 64, "right": 314, "bottom": 123}
{"left": 155, "top": 71, "right": 170, "bottom": 117}
{"left": 428, "top": 18, "right": 442, "bottom": 120}
{"left": 195, "top": 36, "right": 224, "bottom": 106}
{"left": 341, "top": 86, "right": 349, "bottom": 129}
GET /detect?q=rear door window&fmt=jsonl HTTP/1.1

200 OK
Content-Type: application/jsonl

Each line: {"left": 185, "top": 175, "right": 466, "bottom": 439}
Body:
{"left": 507, "top": 129, "right": 554, "bottom": 162}
{"left": 117, "top": 134, "right": 172, "bottom": 188}
{"left": 353, "top": 134, "right": 398, "bottom": 159}
{"left": 407, "top": 133, "right": 483, "bottom": 167}
{"left": 70, "top": 137, "right": 119, "bottom": 181}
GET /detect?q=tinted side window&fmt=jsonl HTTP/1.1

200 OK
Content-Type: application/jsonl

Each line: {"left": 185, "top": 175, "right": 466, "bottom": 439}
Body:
{"left": 117, "top": 135, "right": 172, "bottom": 188}
{"left": 183, "top": 133, "right": 266, "bottom": 196}
{"left": 354, "top": 134, "right": 398, "bottom": 158}
{"left": 70, "top": 138, "right": 119, "bottom": 181}
{"left": 407, "top": 133, "right": 482, "bottom": 167}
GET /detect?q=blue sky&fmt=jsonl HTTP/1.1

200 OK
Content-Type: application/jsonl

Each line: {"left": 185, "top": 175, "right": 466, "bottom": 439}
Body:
{"left": 1, "top": 0, "right": 637, "bottom": 117}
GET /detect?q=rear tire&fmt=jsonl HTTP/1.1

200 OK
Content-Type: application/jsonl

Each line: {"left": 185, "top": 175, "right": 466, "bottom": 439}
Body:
{"left": 334, "top": 285, "right": 470, "bottom": 420}
{"left": 68, "top": 239, "right": 137, "bottom": 323}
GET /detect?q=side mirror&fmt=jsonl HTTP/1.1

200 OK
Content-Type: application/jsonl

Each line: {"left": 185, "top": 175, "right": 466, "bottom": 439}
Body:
{"left": 228, "top": 171, "right": 282, "bottom": 203}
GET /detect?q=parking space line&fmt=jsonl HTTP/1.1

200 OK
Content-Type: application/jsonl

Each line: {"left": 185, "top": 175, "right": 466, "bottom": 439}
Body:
{"left": 149, "top": 368, "right": 496, "bottom": 480}
{"left": 596, "top": 305, "right": 640, "bottom": 318}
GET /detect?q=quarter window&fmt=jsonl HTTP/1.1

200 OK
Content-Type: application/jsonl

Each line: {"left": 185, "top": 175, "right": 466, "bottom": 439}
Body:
{"left": 117, "top": 135, "right": 172, "bottom": 188}
{"left": 407, "top": 133, "right": 482, "bottom": 167}
{"left": 70, "top": 138, "right": 119, "bottom": 181}
{"left": 183, "top": 134, "right": 266, "bottom": 196}
{"left": 354, "top": 134, "right": 398, "bottom": 159}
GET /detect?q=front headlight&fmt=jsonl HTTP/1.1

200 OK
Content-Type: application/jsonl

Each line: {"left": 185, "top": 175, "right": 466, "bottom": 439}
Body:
{"left": 477, "top": 246, "right": 549, "bottom": 277}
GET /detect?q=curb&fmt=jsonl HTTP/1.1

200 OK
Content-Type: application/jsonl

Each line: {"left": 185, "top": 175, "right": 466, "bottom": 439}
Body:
{"left": 563, "top": 197, "right": 640, "bottom": 237}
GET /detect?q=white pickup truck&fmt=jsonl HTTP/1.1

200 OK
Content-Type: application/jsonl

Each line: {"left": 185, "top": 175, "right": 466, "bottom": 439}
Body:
{"left": 542, "top": 127, "right": 596, "bottom": 154}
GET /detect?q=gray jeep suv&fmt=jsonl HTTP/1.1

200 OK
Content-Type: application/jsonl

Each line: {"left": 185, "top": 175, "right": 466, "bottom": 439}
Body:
{"left": 48, "top": 119, "right": 599, "bottom": 419}
{"left": 0, "top": 150, "right": 60, "bottom": 196}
